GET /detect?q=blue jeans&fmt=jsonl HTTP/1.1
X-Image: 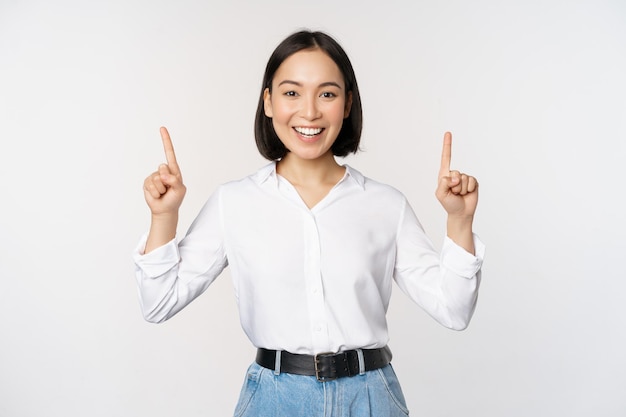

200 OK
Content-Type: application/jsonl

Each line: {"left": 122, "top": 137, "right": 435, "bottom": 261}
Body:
{"left": 233, "top": 362, "right": 410, "bottom": 417}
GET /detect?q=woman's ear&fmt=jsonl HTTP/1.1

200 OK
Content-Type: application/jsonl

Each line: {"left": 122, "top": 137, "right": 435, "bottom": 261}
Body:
{"left": 263, "top": 88, "right": 273, "bottom": 118}
{"left": 344, "top": 91, "right": 352, "bottom": 118}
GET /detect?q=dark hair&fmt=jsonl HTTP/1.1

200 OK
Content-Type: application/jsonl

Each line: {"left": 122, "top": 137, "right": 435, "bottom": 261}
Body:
{"left": 254, "top": 30, "right": 363, "bottom": 161}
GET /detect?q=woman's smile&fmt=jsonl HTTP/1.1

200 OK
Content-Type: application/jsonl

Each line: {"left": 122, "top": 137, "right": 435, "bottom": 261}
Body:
{"left": 293, "top": 126, "right": 325, "bottom": 142}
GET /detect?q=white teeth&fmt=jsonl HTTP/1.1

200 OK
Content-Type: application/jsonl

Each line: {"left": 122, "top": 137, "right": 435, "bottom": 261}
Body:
{"left": 295, "top": 127, "right": 323, "bottom": 136}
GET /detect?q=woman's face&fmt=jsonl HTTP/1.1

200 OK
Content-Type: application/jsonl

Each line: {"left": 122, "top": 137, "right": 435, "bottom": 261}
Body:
{"left": 264, "top": 49, "right": 352, "bottom": 162}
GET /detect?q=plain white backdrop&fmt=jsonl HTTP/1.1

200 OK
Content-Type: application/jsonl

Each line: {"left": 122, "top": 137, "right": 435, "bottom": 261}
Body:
{"left": 1, "top": 0, "right": 625, "bottom": 416}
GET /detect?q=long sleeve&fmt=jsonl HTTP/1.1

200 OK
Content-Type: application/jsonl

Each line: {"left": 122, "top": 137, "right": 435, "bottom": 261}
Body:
{"left": 133, "top": 188, "right": 228, "bottom": 323}
{"left": 393, "top": 198, "right": 485, "bottom": 330}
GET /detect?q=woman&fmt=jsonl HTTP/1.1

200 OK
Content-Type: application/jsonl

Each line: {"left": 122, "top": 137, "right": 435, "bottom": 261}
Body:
{"left": 135, "top": 30, "right": 484, "bottom": 416}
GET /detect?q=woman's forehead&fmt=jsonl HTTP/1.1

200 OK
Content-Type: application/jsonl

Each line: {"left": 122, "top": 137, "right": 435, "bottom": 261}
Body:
{"left": 273, "top": 49, "right": 344, "bottom": 87}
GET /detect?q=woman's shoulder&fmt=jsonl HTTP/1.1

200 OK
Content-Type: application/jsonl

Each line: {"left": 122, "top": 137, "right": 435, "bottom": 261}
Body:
{"left": 345, "top": 164, "right": 407, "bottom": 201}
{"left": 218, "top": 162, "right": 276, "bottom": 191}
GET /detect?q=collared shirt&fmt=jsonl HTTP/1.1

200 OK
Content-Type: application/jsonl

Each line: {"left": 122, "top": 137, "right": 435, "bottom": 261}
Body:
{"left": 134, "top": 163, "right": 484, "bottom": 355}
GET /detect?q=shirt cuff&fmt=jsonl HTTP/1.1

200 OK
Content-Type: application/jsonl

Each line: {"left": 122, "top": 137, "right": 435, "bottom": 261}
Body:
{"left": 440, "top": 234, "right": 485, "bottom": 278}
{"left": 133, "top": 233, "right": 180, "bottom": 278}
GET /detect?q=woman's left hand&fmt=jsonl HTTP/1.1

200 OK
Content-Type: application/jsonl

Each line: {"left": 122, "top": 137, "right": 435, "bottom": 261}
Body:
{"left": 435, "top": 132, "right": 479, "bottom": 218}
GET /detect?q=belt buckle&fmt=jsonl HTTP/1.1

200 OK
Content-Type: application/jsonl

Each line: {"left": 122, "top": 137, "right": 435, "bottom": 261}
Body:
{"left": 314, "top": 352, "right": 337, "bottom": 382}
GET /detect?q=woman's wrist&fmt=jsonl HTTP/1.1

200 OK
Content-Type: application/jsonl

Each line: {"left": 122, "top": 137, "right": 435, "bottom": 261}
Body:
{"left": 145, "top": 212, "right": 179, "bottom": 254}
{"left": 446, "top": 215, "right": 475, "bottom": 255}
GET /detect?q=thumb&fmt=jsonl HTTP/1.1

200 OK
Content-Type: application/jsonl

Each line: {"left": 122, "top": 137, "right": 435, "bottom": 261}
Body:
{"left": 159, "top": 164, "right": 180, "bottom": 187}
{"left": 435, "top": 175, "right": 458, "bottom": 199}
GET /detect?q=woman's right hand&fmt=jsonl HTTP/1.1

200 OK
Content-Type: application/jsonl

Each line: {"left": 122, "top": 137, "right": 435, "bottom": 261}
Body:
{"left": 143, "top": 127, "right": 187, "bottom": 216}
{"left": 142, "top": 127, "right": 186, "bottom": 253}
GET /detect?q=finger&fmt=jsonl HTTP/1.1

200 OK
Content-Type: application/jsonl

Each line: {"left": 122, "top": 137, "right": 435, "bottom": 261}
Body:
{"left": 459, "top": 174, "right": 469, "bottom": 195}
{"left": 144, "top": 176, "right": 164, "bottom": 199}
{"left": 160, "top": 126, "right": 181, "bottom": 177}
{"left": 439, "top": 131, "right": 452, "bottom": 179}
{"left": 159, "top": 163, "right": 182, "bottom": 188}
{"left": 435, "top": 176, "right": 451, "bottom": 201}
{"left": 144, "top": 186, "right": 162, "bottom": 200}
{"left": 152, "top": 172, "right": 167, "bottom": 195}
{"left": 467, "top": 176, "right": 478, "bottom": 193}
{"left": 449, "top": 170, "right": 462, "bottom": 194}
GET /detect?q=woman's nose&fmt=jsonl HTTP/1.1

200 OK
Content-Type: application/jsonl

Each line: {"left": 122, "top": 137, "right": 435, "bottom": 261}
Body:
{"left": 301, "top": 96, "right": 321, "bottom": 120}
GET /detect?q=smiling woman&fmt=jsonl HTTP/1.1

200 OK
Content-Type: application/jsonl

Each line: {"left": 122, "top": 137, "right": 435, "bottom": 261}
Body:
{"left": 134, "top": 30, "right": 484, "bottom": 417}
{"left": 263, "top": 49, "right": 351, "bottom": 159}
{"left": 263, "top": 49, "right": 353, "bottom": 207}
{"left": 254, "top": 31, "right": 363, "bottom": 162}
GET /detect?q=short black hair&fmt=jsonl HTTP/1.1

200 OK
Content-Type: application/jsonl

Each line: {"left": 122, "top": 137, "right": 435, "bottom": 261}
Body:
{"left": 254, "top": 30, "right": 363, "bottom": 161}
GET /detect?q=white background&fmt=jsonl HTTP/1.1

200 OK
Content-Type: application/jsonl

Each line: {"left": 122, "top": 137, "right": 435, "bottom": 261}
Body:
{"left": 1, "top": 0, "right": 625, "bottom": 416}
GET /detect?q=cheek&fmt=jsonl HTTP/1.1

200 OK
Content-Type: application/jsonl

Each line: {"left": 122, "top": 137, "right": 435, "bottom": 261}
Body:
{"left": 270, "top": 101, "right": 295, "bottom": 123}
{"left": 271, "top": 117, "right": 284, "bottom": 133}
{"left": 271, "top": 116, "right": 292, "bottom": 144}
{"left": 328, "top": 101, "right": 348, "bottom": 122}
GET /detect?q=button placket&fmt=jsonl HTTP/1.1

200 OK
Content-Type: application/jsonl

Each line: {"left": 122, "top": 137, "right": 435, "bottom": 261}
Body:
{"left": 302, "top": 211, "right": 328, "bottom": 351}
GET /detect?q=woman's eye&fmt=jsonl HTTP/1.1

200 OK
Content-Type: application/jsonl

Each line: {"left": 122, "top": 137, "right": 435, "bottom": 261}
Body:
{"left": 320, "top": 92, "right": 336, "bottom": 98}
{"left": 284, "top": 91, "right": 297, "bottom": 97}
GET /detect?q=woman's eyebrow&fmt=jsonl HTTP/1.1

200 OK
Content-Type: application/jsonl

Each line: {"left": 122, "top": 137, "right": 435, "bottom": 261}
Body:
{"left": 319, "top": 81, "right": 343, "bottom": 89}
{"left": 277, "top": 80, "right": 343, "bottom": 89}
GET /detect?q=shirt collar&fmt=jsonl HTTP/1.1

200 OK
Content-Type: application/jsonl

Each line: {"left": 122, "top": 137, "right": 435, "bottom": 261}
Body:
{"left": 254, "top": 162, "right": 278, "bottom": 185}
{"left": 254, "top": 161, "right": 365, "bottom": 190}
{"left": 343, "top": 164, "right": 365, "bottom": 190}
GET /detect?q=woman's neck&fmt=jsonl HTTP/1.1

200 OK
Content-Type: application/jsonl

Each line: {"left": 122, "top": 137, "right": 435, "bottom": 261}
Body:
{"left": 276, "top": 152, "right": 344, "bottom": 187}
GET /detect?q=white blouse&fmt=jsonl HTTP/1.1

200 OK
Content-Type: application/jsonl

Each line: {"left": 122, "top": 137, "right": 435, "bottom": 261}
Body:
{"left": 134, "top": 163, "right": 485, "bottom": 355}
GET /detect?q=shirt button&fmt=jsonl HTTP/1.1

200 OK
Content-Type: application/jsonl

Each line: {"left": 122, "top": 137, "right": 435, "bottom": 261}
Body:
{"left": 315, "top": 325, "right": 322, "bottom": 332}
{"left": 312, "top": 287, "right": 319, "bottom": 294}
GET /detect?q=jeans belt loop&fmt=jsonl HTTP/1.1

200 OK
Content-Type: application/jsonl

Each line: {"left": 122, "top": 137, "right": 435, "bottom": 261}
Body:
{"left": 356, "top": 348, "right": 365, "bottom": 375}
{"left": 274, "top": 350, "right": 282, "bottom": 376}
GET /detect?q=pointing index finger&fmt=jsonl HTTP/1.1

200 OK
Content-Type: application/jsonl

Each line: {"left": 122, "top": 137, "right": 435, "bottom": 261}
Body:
{"left": 439, "top": 131, "right": 452, "bottom": 178}
{"left": 160, "top": 126, "right": 181, "bottom": 176}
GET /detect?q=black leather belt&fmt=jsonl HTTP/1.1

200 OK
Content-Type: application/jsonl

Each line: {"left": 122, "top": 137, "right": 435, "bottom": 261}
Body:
{"left": 256, "top": 346, "right": 392, "bottom": 382}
